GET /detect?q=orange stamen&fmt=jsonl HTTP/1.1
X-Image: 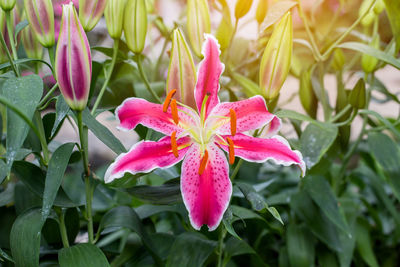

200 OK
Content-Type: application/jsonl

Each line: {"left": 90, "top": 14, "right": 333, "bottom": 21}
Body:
{"left": 163, "top": 89, "right": 177, "bottom": 112}
{"left": 171, "top": 131, "right": 179, "bottom": 158}
{"left": 227, "top": 137, "right": 235, "bottom": 165}
{"left": 230, "top": 109, "right": 237, "bottom": 136}
{"left": 171, "top": 99, "right": 179, "bottom": 124}
{"left": 198, "top": 150, "right": 209, "bottom": 175}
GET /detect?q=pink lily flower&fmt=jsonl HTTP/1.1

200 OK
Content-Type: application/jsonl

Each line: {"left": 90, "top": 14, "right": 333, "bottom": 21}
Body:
{"left": 105, "top": 35, "right": 305, "bottom": 231}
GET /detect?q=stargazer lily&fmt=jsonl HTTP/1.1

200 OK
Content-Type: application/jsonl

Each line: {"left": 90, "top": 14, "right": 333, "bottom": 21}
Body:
{"left": 105, "top": 35, "right": 305, "bottom": 231}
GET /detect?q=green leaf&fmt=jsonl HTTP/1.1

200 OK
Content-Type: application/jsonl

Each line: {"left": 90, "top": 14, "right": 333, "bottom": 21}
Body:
{"left": 0, "top": 248, "right": 13, "bottom": 263}
{"left": 42, "top": 143, "right": 75, "bottom": 222}
{"left": 355, "top": 218, "right": 379, "bottom": 267}
{"left": 286, "top": 224, "right": 315, "bottom": 267}
{"left": 59, "top": 243, "right": 110, "bottom": 267}
{"left": 126, "top": 178, "right": 181, "bottom": 204}
{"left": 51, "top": 96, "right": 70, "bottom": 137}
{"left": 2, "top": 75, "right": 43, "bottom": 171}
{"left": 300, "top": 123, "right": 338, "bottom": 168}
{"left": 236, "top": 182, "right": 283, "bottom": 224}
{"left": 223, "top": 207, "right": 241, "bottom": 240}
{"left": 275, "top": 109, "right": 316, "bottom": 124}
{"left": 0, "top": 58, "right": 52, "bottom": 72}
{"left": 0, "top": 182, "right": 14, "bottom": 207}
{"left": 304, "top": 176, "right": 350, "bottom": 235}
{"left": 367, "top": 132, "right": 400, "bottom": 201}
{"left": 382, "top": 0, "right": 400, "bottom": 52}
{"left": 360, "top": 109, "right": 400, "bottom": 140}
{"left": 225, "top": 236, "right": 256, "bottom": 257}
{"left": 260, "top": 0, "right": 297, "bottom": 32}
{"left": 0, "top": 160, "right": 7, "bottom": 184}
{"left": 98, "top": 206, "right": 162, "bottom": 265}
{"left": 166, "top": 232, "right": 217, "bottom": 267}
{"left": 10, "top": 208, "right": 43, "bottom": 267}
{"left": 230, "top": 72, "right": 260, "bottom": 97}
{"left": 135, "top": 204, "right": 184, "bottom": 219}
{"left": 81, "top": 109, "right": 126, "bottom": 155}
{"left": 290, "top": 191, "right": 342, "bottom": 252}
{"left": 12, "top": 161, "right": 78, "bottom": 207}
{"left": 14, "top": 20, "right": 29, "bottom": 40}
{"left": 338, "top": 42, "right": 400, "bottom": 69}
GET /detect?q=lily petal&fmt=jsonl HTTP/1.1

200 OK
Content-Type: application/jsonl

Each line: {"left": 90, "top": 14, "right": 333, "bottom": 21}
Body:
{"left": 260, "top": 116, "right": 282, "bottom": 138}
{"left": 181, "top": 143, "right": 232, "bottom": 231}
{"left": 218, "top": 133, "right": 305, "bottom": 176}
{"left": 116, "top": 97, "right": 198, "bottom": 136}
{"left": 195, "top": 34, "right": 224, "bottom": 118}
{"left": 207, "top": 96, "right": 274, "bottom": 135}
{"left": 105, "top": 136, "right": 192, "bottom": 183}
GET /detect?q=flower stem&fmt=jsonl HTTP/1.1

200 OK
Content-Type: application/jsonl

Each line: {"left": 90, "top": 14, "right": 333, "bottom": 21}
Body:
{"left": 91, "top": 39, "right": 119, "bottom": 115}
{"left": 38, "top": 83, "right": 59, "bottom": 108}
{"left": 33, "top": 111, "right": 50, "bottom": 165}
{"left": 136, "top": 54, "right": 162, "bottom": 104}
{"left": 76, "top": 110, "right": 93, "bottom": 243}
{"left": 0, "top": 24, "right": 18, "bottom": 76}
{"left": 48, "top": 46, "right": 56, "bottom": 71}
{"left": 55, "top": 207, "right": 70, "bottom": 248}
{"left": 230, "top": 159, "right": 243, "bottom": 181}
{"left": 5, "top": 10, "right": 19, "bottom": 75}
{"left": 216, "top": 227, "right": 227, "bottom": 267}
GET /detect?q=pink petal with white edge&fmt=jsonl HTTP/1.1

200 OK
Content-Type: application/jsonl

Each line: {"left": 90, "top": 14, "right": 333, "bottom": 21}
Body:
{"left": 260, "top": 116, "right": 282, "bottom": 138}
{"left": 181, "top": 143, "right": 232, "bottom": 231}
{"left": 105, "top": 136, "right": 192, "bottom": 183}
{"left": 207, "top": 96, "right": 274, "bottom": 135}
{"left": 218, "top": 133, "right": 306, "bottom": 176}
{"left": 194, "top": 34, "right": 224, "bottom": 118}
{"left": 116, "top": 97, "right": 197, "bottom": 136}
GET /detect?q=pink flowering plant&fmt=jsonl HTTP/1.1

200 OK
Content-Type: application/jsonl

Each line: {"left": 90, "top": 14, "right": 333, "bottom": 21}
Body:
{"left": 0, "top": 0, "right": 399, "bottom": 266}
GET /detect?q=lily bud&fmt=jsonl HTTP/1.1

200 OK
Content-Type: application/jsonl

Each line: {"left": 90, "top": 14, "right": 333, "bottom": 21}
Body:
{"left": 124, "top": 0, "right": 147, "bottom": 53}
{"left": 259, "top": 11, "right": 292, "bottom": 100}
{"left": 299, "top": 69, "right": 317, "bottom": 118}
{"left": 21, "top": 24, "right": 43, "bottom": 60}
{"left": 0, "top": 0, "right": 15, "bottom": 11}
{"left": 362, "top": 35, "right": 380, "bottom": 73}
{"left": 187, "top": 0, "right": 210, "bottom": 58}
{"left": 105, "top": 0, "right": 127, "bottom": 39}
{"left": 55, "top": 3, "right": 91, "bottom": 111}
{"left": 349, "top": 79, "right": 366, "bottom": 109}
{"left": 23, "top": 0, "right": 55, "bottom": 48}
{"left": 79, "top": 0, "right": 107, "bottom": 32}
{"left": 166, "top": 29, "right": 196, "bottom": 108}
{"left": 331, "top": 48, "right": 345, "bottom": 71}
{"left": 235, "top": 0, "right": 253, "bottom": 20}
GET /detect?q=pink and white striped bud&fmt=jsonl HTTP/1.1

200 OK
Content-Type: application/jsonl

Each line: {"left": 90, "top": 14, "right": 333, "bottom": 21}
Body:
{"left": 55, "top": 2, "right": 92, "bottom": 111}
{"left": 23, "top": 0, "right": 55, "bottom": 48}
{"left": 78, "top": 0, "right": 107, "bottom": 32}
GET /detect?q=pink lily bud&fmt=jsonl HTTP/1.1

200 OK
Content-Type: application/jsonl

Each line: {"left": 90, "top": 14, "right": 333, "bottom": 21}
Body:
{"left": 105, "top": 0, "right": 127, "bottom": 39}
{"left": 187, "top": 0, "right": 210, "bottom": 58}
{"left": 55, "top": 2, "right": 92, "bottom": 111}
{"left": 166, "top": 29, "right": 197, "bottom": 109}
{"left": 78, "top": 0, "right": 107, "bottom": 32}
{"left": 259, "top": 11, "right": 292, "bottom": 101}
{"left": 23, "top": 0, "right": 55, "bottom": 48}
{"left": 0, "top": 0, "right": 15, "bottom": 11}
{"left": 21, "top": 16, "right": 43, "bottom": 59}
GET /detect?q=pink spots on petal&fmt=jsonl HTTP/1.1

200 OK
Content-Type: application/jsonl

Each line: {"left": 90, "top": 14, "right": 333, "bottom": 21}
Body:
{"left": 181, "top": 143, "right": 232, "bottom": 231}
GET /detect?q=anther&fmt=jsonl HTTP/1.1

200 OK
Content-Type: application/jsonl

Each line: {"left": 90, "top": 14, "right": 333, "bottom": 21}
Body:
{"left": 226, "top": 137, "right": 235, "bottom": 165}
{"left": 171, "top": 99, "right": 179, "bottom": 124}
{"left": 198, "top": 150, "right": 209, "bottom": 175}
{"left": 163, "top": 89, "right": 177, "bottom": 112}
{"left": 171, "top": 131, "right": 179, "bottom": 158}
{"left": 229, "top": 109, "right": 237, "bottom": 136}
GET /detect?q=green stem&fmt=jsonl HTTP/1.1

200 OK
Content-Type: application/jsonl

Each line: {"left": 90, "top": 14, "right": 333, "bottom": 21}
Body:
{"left": 152, "top": 37, "right": 169, "bottom": 81}
{"left": 33, "top": 111, "right": 50, "bottom": 165}
{"left": 38, "top": 83, "right": 58, "bottom": 108}
{"left": 330, "top": 104, "right": 352, "bottom": 122}
{"left": 91, "top": 39, "right": 119, "bottom": 115}
{"left": 216, "top": 227, "right": 227, "bottom": 267}
{"left": 5, "top": 10, "right": 19, "bottom": 76}
{"left": 76, "top": 111, "right": 93, "bottom": 243}
{"left": 48, "top": 46, "right": 56, "bottom": 71}
{"left": 136, "top": 54, "right": 162, "bottom": 104}
{"left": 230, "top": 159, "right": 243, "bottom": 181}
{"left": 55, "top": 207, "right": 70, "bottom": 248}
{"left": 0, "top": 27, "right": 18, "bottom": 76}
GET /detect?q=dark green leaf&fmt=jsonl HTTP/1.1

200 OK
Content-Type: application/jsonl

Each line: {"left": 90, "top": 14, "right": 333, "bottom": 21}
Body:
{"left": 126, "top": 178, "right": 181, "bottom": 204}
{"left": 42, "top": 143, "right": 75, "bottom": 222}
{"left": 0, "top": 160, "right": 7, "bottom": 184}
{"left": 51, "top": 96, "right": 70, "bottom": 137}
{"left": 300, "top": 123, "right": 338, "bottom": 168}
{"left": 135, "top": 203, "right": 184, "bottom": 219}
{"left": 0, "top": 183, "right": 14, "bottom": 207}
{"left": 14, "top": 20, "right": 29, "bottom": 39}
{"left": 0, "top": 248, "right": 13, "bottom": 263}
{"left": 355, "top": 218, "right": 379, "bottom": 267}
{"left": 14, "top": 183, "right": 42, "bottom": 214}
{"left": 287, "top": 224, "right": 315, "bottom": 267}
{"left": 304, "top": 176, "right": 350, "bottom": 235}
{"left": 349, "top": 79, "right": 366, "bottom": 109}
{"left": 382, "top": 0, "right": 400, "bottom": 52}
{"left": 10, "top": 208, "right": 43, "bottom": 267}
{"left": 338, "top": 42, "right": 400, "bottom": 69}
{"left": 223, "top": 207, "right": 241, "bottom": 239}
{"left": 81, "top": 108, "right": 126, "bottom": 155}
{"left": 59, "top": 243, "right": 110, "bottom": 267}
{"left": 12, "top": 161, "right": 77, "bottom": 207}
{"left": 225, "top": 236, "right": 256, "bottom": 257}
{"left": 166, "top": 232, "right": 217, "bottom": 267}
{"left": 368, "top": 132, "right": 400, "bottom": 201}
{"left": 3, "top": 75, "right": 43, "bottom": 171}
